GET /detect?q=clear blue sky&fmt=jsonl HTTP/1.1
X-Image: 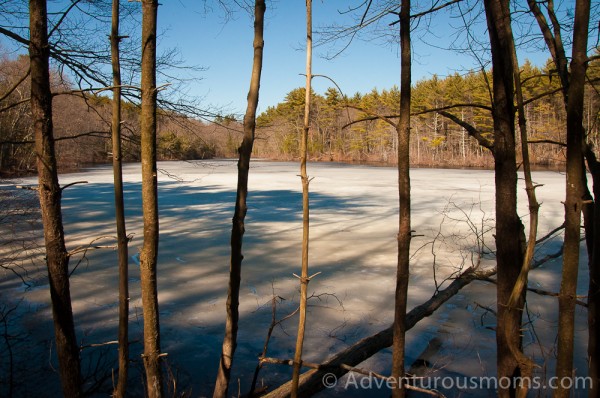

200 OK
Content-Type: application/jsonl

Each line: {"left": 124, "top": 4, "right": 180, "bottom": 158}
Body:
{"left": 156, "top": 0, "right": 550, "bottom": 118}
{"left": 159, "top": 1, "right": 410, "bottom": 116}
{"left": 0, "top": 0, "right": 560, "bottom": 117}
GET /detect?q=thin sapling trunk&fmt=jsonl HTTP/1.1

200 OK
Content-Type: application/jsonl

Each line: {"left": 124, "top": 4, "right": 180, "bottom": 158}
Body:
{"left": 213, "top": 1, "right": 265, "bottom": 397}
{"left": 391, "top": 0, "right": 412, "bottom": 397}
{"left": 291, "top": 1, "right": 312, "bottom": 396}
{"left": 110, "top": 0, "right": 129, "bottom": 395}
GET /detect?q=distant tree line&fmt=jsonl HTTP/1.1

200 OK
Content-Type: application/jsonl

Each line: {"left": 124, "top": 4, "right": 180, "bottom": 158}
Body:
{"left": 0, "top": 55, "right": 232, "bottom": 177}
{"left": 255, "top": 56, "right": 600, "bottom": 168}
{"left": 2, "top": 52, "right": 598, "bottom": 177}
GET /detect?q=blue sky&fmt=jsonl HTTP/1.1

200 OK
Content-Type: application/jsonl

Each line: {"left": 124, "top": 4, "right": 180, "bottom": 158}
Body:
{"left": 159, "top": 1, "right": 409, "bottom": 116}
{"left": 0, "top": 0, "right": 561, "bottom": 117}
{"left": 156, "top": 0, "right": 548, "bottom": 117}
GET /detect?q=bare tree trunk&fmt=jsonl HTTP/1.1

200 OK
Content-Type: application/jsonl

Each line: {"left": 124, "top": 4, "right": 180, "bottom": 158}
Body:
{"left": 213, "top": 2, "right": 265, "bottom": 397}
{"left": 503, "top": 19, "right": 539, "bottom": 397}
{"left": 483, "top": 1, "right": 525, "bottom": 396}
{"left": 291, "top": 2, "right": 312, "bottom": 396}
{"left": 555, "top": 2, "right": 590, "bottom": 396}
{"left": 139, "top": 1, "right": 163, "bottom": 396}
{"left": 526, "top": 0, "right": 570, "bottom": 98}
{"left": 28, "top": 1, "right": 83, "bottom": 396}
{"left": 110, "top": 0, "right": 129, "bottom": 396}
{"left": 588, "top": 155, "right": 600, "bottom": 396}
{"left": 391, "top": 1, "right": 411, "bottom": 397}
{"left": 526, "top": 1, "right": 597, "bottom": 393}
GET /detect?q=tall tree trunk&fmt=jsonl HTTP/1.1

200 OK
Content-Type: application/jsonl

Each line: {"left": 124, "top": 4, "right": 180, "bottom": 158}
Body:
{"left": 391, "top": 1, "right": 411, "bottom": 397}
{"left": 483, "top": 1, "right": 525, "bottom": 396}
{"left": 588, "top": 152, "right": 600, "bottom": 396}
{"left": 527, "top": 1, "right": 597, "bottom": 393}
{"left": 291, "top": 1, "right": 312, "bottom": 396}
{"left": 213, "top": 2, "right": 265, "bottom": 397}
{"left": 139, "top": 1, "right": 163, "bottom": 396}
{"left": 110, "top": 0, "right": 129, "bottom": 396}
{"left": 527, "top": 1, "right": 597, "bottom": 392}
{"left": 555, "top": 1, "right": 590, "bottom": 396}
{"left": 502, "top": 17, "right": 539, "bottom": 397}
{"left": 28, "top": 1, "right": 83, "bottom": 396}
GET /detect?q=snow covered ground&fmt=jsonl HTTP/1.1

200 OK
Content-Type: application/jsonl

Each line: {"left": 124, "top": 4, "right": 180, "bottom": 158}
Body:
{"left": 0, "top": 160, "right": 589, "bottom": 397}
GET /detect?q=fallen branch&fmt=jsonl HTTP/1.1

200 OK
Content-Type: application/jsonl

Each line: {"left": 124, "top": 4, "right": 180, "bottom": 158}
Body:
{"left": 259, "top": 358, "right": 444, "bottom": 397}
{"left": 261, "top": 265, "right": 496, "bottom": 397}
{"left": 249, "top": 293, "right": 300, "bottom": 397}
{"left": 61, "top": 181, "right": 88, "bottom": 191}
{"left": 526, "top": 287, "right": 587, "bottom": 308}
{"left": 80, "top": 340, "right": 118, "bottom": 350}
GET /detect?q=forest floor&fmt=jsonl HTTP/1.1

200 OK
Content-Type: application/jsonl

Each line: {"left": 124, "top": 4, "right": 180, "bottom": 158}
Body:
{"left": 0, "top": 160, "right": 590, "bottom": 397}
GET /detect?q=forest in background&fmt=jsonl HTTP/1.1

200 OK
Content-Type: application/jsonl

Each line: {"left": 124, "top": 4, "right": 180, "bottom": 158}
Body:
{"left": 255, "top": 58, "right": 600, "bottom": 167}
{"left": 2, "top": 53, "right": 599, "bottom": 177}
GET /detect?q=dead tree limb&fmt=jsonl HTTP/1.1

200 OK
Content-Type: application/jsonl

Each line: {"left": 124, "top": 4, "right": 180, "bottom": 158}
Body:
{"left": 260, "top": 357, "right": 445, "bottom": 397}
{"left": 261, "top": 265, "right": 496, "bottom": 398}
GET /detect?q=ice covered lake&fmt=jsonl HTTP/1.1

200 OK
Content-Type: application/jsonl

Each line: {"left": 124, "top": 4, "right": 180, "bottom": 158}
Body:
{"left": 0, "top": 160, "right": 590, "bottom": 396}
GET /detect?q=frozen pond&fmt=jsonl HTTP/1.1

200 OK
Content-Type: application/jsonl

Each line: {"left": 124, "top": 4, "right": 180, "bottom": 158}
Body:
{"left": 0, "top": 160, "right": 589, "bottom": 396}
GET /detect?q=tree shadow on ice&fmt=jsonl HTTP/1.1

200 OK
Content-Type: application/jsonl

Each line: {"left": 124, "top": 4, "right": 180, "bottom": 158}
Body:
{"left": 8, "top": 180, "right": 400, "bottom": 395}
{"left": 2, "top": 176, "right": 578, "bottom": 397}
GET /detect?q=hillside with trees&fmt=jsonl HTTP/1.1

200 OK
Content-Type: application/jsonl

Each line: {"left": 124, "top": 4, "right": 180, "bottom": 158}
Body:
{"left": 0, "top": 56, "right": 237, "bottom": 177}
{"left": 255, "top": 58, "right": 600, "bottom": 168}
{"left": 3, "top": 53, "right": 599, "bottom": 177}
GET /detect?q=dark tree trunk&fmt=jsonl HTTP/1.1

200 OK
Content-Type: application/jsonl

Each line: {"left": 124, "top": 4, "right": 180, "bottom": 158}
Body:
{"left": 527, "top": 1, "right": 597, "bottom": 392}
{"left": 555, "top": 2, "right": 590, "bottom": 397}
{"left": 291, "top": 2, "right": 312, "bottom": 395}
{"left": 139, "top": 0, "right": 163, "bottom": 396}
{"left": 483, "top": 1, "right": 525, "bottom": 396}
{"left": 213, "top": 1, "right": 265, "bottom": 397}
{"left": 110, "top": 0, "right": 129, "bottom": 396}
{"left": 391, "top": 1, "right": 411, "bottom": 397}
{"left": 588, "top": 155, "right": 600, "bottom": 396}
{"left": 28, "top": 0, "right": 82, "bottom": 396}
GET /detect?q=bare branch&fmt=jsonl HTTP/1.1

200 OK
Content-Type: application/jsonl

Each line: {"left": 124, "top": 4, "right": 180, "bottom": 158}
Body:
{"left": 0, "top": 68, "right": 30, "bottom": 103}
{"left": 60, "top": 181, "right": 88, "bottom": 191}
{"left": 342, "top": 104, "right": 398, "bottom": 129}
{"left": 0, "top": 27, "right": 29, "bottom": 46}
{"left": 438, "top": 111, "right": 493, "bottom": 150}
{"left": 410, "top": 0, "right": 463, "bottom": 20}
{"left": 412, "top": 102, "right": 492, "bottom": 115}
{"left": 527, "top": 139, "right": 567, "bottom": 147}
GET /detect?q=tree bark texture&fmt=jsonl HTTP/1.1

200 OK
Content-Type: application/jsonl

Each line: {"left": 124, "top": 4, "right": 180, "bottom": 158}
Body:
{"left": 391, "top": 1, "right": 411, "bottom": 397}
{"left": 110, "top": 0, "right": 129, "bottom": 396}
{"left": 555, "top": 1, "right": 590, "bottom": 397}
{"left": 139, "top": 1, "right": 163, "bottom": 397}
{"left": 213, "top": 2, "right": 265, "bottom": 397}
{"left": 483, "top": 1, "right": 525, "bottom": 396}
{"left": 29, "top": 0, "right": 83, "bottom": 396}
{"left": 291, "top": 2, "right": 312, "bottom": 396}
